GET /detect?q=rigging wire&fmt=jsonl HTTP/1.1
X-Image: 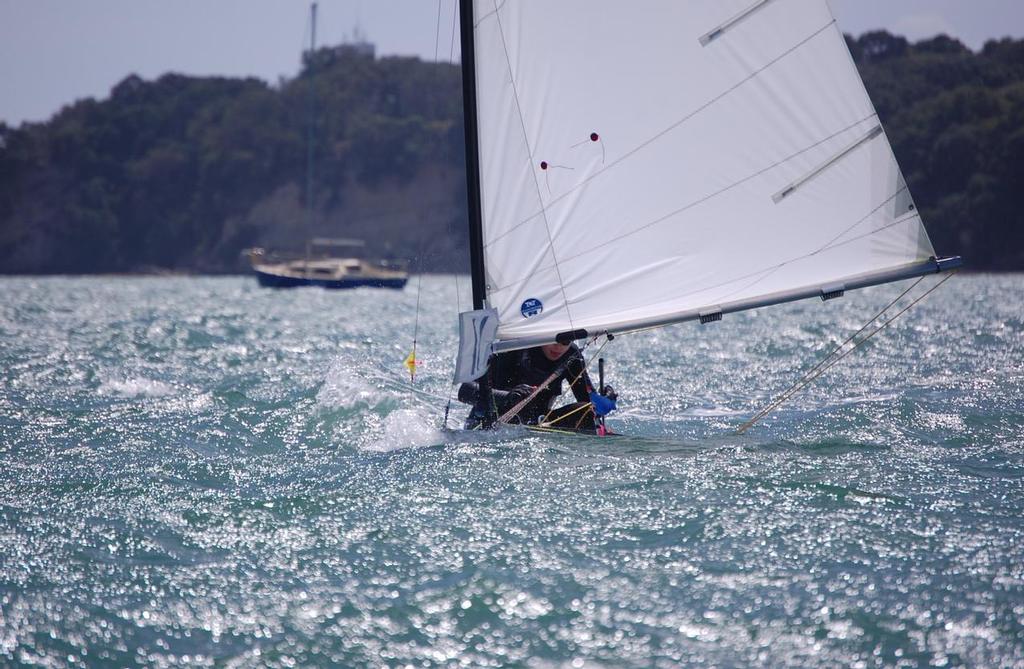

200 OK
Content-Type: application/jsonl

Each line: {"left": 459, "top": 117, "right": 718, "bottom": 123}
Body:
{"left": 439, "top": 0, "right": 462, "bottom": 428}
{"left": 447, "top": 0, "right": 462, "bottom": 316}
{"left": 448, "top": 0, "right": 459, "bottom": 61}
{"left": 737, "top": 270, "right": 959, "bottom": 434}
{"left": 407, "top": 0, "right": 451, "bottom": 386}
{"left": 407, "top": 260, "right": 423, "bottom": 383}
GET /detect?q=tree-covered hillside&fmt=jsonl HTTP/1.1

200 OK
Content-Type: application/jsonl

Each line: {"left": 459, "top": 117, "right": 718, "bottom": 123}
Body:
{"left": 1, "top": 32, "right": 1021, "bottom": 274}
{"left": 848, "top": 32, "right": 1024, "bottom": 270}
{"left": 0, "top": 47, "right": 466, "bottom": 274}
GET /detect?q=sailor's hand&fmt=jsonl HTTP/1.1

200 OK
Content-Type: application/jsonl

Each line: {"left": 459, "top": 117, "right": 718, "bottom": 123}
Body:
{"left": 456, "top": 382, "right": 480, "bottom": 405}
{"left": 508, "top": 384, "right": 535, "bottom": 403}
{"left": 589, "top": 389, "right": 617, "bottom": 417}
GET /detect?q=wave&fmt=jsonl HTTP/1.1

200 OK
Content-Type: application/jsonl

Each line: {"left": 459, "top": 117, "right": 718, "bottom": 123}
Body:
{"left": 316, "top": 352, "right": 455, "bottom": 452}
{"left": 316, "top": 355, "right": 392, "bottom": 410}
{"left": 371, "top": 407, "right": 448, "bottom": 452}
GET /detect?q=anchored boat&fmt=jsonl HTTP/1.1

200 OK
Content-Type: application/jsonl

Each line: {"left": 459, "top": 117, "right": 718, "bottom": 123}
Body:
{"left": 248, "top": 239, "right": 407, "bottom": 290}
{"left": 249, "top": 3, "right": 408, "bottom": 291}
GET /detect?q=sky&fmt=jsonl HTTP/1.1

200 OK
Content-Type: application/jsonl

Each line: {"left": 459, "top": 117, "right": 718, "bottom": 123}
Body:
{"left": 1, "top": 0, "right": 1022, "bottom": 127}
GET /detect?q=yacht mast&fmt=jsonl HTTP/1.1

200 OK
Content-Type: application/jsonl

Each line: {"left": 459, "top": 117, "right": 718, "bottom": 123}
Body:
{"left": 304, "top": 3, "right": 318, "bottom": 276}
{"left": 459, "top": 0, "right": 486, "bottom": 310}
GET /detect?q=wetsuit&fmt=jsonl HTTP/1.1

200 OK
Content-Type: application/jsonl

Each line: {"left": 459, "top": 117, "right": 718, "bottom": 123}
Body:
{"left": 458, "top": 344, "right": 595, "bottom": 430}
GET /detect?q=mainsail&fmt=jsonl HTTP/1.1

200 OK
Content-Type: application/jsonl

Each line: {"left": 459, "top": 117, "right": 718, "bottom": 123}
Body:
{"left": 460, "top": 0, "right": 957, "bottom": 354}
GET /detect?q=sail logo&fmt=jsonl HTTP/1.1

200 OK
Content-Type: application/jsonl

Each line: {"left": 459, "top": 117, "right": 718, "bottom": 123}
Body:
{"left": 520, "top": 298, "right": 543, "bottom": 318}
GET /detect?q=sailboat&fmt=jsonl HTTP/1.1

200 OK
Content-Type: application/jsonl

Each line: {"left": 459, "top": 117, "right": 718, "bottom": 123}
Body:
{"left": 250, "top": 3, "right": 409, "bottom": 291}
{"left": 248, "top": 240, "right": 408, "bottom": 290}
{"left": 451, "top": 0, "right": 960, "bottom": 431}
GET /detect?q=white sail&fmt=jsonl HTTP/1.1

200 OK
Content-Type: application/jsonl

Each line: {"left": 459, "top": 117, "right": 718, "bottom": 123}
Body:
{"left": 469, "top": 0, "right": 937, "bottom": 348}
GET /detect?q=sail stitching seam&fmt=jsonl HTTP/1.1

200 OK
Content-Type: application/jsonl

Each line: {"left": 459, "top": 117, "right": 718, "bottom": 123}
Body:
{"left": 695, "top": 195, "right": 916, "bottom": 309}
{"left": 483, "top": 19, "right": 838, "bottom": 250}
{"left": 623, "top": 205, "right": 921, "bottom": 318}
{"left": 487, "top": 113, "right": 879, "bottom": 296}
{"left": 577, "top": 193, "right": 918, "bottom": 314}
{"left": 491, "top": 0, "right": 578, "bottom": 333}
{"left": 499, "top": 187, "right": 914, "bottom": 319}
{"left": 559, "top": 115, "right": 880, "bottom": 273}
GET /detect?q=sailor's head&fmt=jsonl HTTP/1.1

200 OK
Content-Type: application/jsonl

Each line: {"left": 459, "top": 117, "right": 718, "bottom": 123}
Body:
{"left": 541, "top": 342, "right": 569, "bottom": 360}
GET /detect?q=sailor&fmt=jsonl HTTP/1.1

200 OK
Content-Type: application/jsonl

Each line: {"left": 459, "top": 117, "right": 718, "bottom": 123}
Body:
{"left": 458, "top": 342, "right": 616, "bottom": 431}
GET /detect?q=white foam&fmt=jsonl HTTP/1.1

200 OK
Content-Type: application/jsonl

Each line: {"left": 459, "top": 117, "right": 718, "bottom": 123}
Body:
{"left": 317, "top": 353, "right": 453, "bottom": 450}
{"left": 316, "top": 357, "right": 388, "bottom": 409}
{"left": 365, "top": 408, "right": 446, "bottom": 452}
{"left": 99, "top": 378, "right": 175, "bottom": 398}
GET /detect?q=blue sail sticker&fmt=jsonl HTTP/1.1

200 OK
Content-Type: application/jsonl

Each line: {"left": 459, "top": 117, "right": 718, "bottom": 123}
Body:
{"left": 520, "top": 298, "right": 543, "bottom": 318}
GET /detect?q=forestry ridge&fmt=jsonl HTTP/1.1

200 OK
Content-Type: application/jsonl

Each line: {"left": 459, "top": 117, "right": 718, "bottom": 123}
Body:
{"left": 1, "top": 32, "right": 1021, "bottom": 274}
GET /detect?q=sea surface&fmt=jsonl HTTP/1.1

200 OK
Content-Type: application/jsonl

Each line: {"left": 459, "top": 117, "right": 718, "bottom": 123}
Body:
{"left": 1, "top": 274, "right": 1022, "bottom": 668}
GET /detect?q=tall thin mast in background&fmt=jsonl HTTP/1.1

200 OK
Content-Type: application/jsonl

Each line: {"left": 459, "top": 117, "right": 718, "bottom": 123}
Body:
{"left": 304, "top": 3, "right": 318, "bottom": 276}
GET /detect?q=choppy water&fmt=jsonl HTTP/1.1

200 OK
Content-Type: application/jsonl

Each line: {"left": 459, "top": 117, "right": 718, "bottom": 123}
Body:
{"left": 1, "top": 274, "right": 1022, "bottom": 668}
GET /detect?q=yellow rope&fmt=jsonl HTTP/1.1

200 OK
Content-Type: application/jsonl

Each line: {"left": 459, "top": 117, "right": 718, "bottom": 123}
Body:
{"left": 538, "top": 401, "right": 595, "bottom": 430}
{"left": 737, "top": 271, "right": 958, "bottom": 434}
{"left": 524, "top": 424, "right": 588, "bottom": 436}
{"left": 536, "top": 336, "right": 611, "bottom": 425}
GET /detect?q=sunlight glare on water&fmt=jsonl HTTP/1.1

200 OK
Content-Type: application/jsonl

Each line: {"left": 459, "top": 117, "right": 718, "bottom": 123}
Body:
{"left": 1, "top": 275, "right": 1022, "bottom": 667}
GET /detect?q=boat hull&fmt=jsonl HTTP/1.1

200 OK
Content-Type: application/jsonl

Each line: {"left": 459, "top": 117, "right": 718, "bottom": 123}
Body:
{"left": 254, "top": 269, "right": 407, "bottom": 290}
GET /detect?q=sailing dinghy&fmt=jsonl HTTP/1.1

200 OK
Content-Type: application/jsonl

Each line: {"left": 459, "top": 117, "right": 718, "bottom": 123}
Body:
{"left": 451, "top": 0, "right": 960, "bottom": 432}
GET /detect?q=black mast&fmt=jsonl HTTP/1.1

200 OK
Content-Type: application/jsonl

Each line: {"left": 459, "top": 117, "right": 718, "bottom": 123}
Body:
{"left": 460, "top": 0, "right": 486, "bottom": 310}
{"left": 459, "top": 0, "right": 495, "bottom": 428}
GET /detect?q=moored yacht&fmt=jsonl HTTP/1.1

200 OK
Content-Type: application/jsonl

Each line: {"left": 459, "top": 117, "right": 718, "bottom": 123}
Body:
{"left": 247, "top": 239, "right": 407, "bottom": 289}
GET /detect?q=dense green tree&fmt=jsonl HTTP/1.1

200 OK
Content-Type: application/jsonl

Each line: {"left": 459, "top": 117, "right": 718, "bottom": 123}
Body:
{"left": 0, "top": 33, "right": 1021, "bottom": 273}
{"left": 851, "top": 32, "right": 1024, "bottom": 269}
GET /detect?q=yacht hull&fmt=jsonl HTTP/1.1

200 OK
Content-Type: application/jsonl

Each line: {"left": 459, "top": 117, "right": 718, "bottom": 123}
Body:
{"left": 254, "top": 268, "right": 407, "bottom": 290}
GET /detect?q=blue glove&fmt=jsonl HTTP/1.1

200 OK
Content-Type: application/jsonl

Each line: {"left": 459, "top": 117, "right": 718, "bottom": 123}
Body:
{"left": 589, "top": 390, "right": 617, "bottom": 417}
